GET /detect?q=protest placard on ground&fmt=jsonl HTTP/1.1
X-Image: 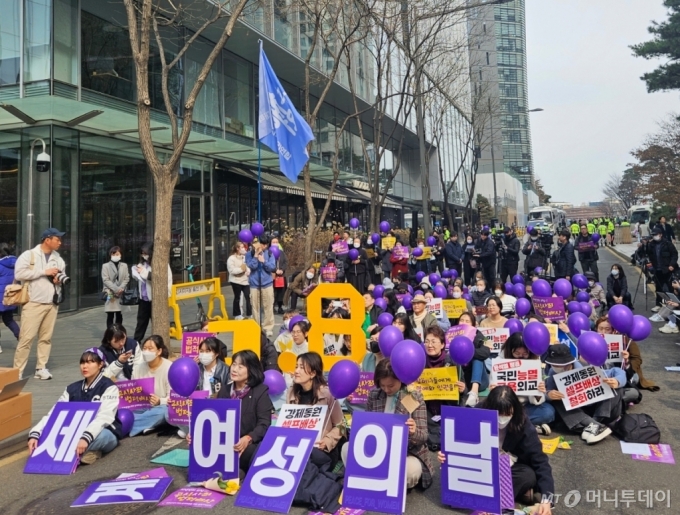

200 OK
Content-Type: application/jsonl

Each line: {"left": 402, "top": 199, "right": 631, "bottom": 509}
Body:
{"left": 410, "top": 367, "right": 459, "bottom": 401}
{"left": 443, "top": 299, "right": 467, "bottom": 319}
{"left": 480, "top": 327, "right": 510, "bottom": 355}
{"left": 182, "top": 332, "right": 215, "bottom": 358}
{"left": 553, "top": 365, "right": 614, "bottom": 411}
{"left": 189, "top": 399, "right": 240, "bottom": 482}
{"left": 158, "top": 487, "right": 226, "bottom": 508}
{"left": 490, "top": 359, "right": 542, "bottom": 396}
{"left": 532, "top": 296, "right": 566, "bottom": 321}
{"left": 632, "top": 444, "right": 675, "bottom": 464}
{"left": 117, "top": 378, "right": 155, "bottom": 410}
{"left": 276, "top": 404, "right": 328, "bottom": 442}
{"left": 71, "top": 477, "right": 173, "bottom": 507}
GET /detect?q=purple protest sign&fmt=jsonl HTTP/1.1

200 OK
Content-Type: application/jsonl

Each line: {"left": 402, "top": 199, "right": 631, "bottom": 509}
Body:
{"left": 182, "top": 332, "right": 215, "bottom": 358}
{"left": 311, "top": 510, "right": 366, "bottom": 515}
{"left": 632, "top": 444, "right": 675, "bottom": 464}
{"left": 189, "top": 399, "right": 240, "bottom": 482}
{"left": 113, "top": 467, "right": 169, "bottom": 481}
{"left": 168, "top": 390, "right": 210, "bottom": 425}
{"left": 440, "top": 405, "right": 500, "bottom": 514}
{"left": 446, "top": 325, "right": 477, "bottom": 349}
{"left": 117, "top": 377, "right": 155, "bottom": 410}
{"left": 332, "top": 241, "right": 349, "bottom": 255}
{"left": 343, "top": 411, "right": 408, "bottom": 515}
{"left": 235, "top": 426, "right": 315, "bottom": 513}
{"left": 71, "top": 477, "right": 173, "bottom": 507}
{"left": 577, "top": 241, "right": 598, "bottom": 252}
{"left": 158, "top": 487, "right": 226, "bottom": 508}
{"left": 24, "top": 402, "right": 100, "bottom": 475}
{"left": 347, "top": 372, "right": 374, "bottom": 404}
{"left": 391, "top": 246, "right": 409, "bottom": 260}
{"left": 532, "top": 296, "right": 566, "bottom": 322}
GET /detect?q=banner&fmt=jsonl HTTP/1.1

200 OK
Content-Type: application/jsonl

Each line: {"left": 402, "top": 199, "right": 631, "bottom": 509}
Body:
{"left": 381, "top": 237, "right": 396, "bottom": 250}
{"left": 343, "top": 411, "right": 408, "bottom": 515}
{"left": 426, "top": 297, "right": 444, "bottom": 319}
{"left": 532, "top": 296, "right": 566, "bottom": 322}
{"left": 577, "top": 241, "right": 598, "bottom": 252}
{"left": 117, "top": 378, "right": 155, "bottom": 411}
{"left": 479, "top": 327, "right": 509, "bottom": 356}
{"left": 189, "top": 399, "right": 240, "bottom": 482}
{"left": 603, "top": 334, "right": 624, "bottom": 365}
{"left": 415, "top": 247, "right": 432, "bottom": 260}
{"left": 490, "top": 359, "right": 542, "bottom": 396}
{"left": 24, "top": 402, "right": 101, "bottom": 475}
{"left": 391, "top": 246, "right": 409, "bottom": 260}
{"left": 276, "top": 404, "right": 328, "bottom": 442}
{"left": 236, "top": 427, "right": 315, "bottom": 513}
{"left": 167, "top": 390, "right": 210, "bottom": 425}
{"left": 158, "top": 487, "right": 226, "bottom": 509}
{"left": 553, "top": 366, "right": 614, "bottom": 411}
{"left": 71, "top": 477, "right": 173, "bottom": 507}
{"left": 411, "top": 367, "right": 460, "bottom": 401}
{"left": 443, "top": 299, "right": 468, "bottom": 319}
{"left": 441, "top": 406, "right": 501, "bottom": 514}
{"left": 347, "top": 372, "right": 374, "bottom": 405}
{"left": 332, "top": 241, "right": 349, "bottom": 255}
{"left": 182, "top": 332, "right": 215, "bottom": 358}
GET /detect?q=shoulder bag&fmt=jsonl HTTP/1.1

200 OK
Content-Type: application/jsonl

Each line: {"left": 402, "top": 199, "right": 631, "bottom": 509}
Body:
{"left": 2, "top": 252, "right": 34, "bottom": 306}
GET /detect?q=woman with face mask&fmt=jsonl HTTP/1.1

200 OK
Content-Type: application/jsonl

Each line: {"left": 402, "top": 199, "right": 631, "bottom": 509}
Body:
{"left": 462, "top": 233, "right": 477, "bottom": 286}
{"left": 585, "top": 271, "right": 606, "bottom": 318}
{"left": 493, "top": 280, "right": 517, "bottom": 316}
{"left": 227, "top": 242, "right": 252, "bottom": 320}
{"left": 448, "top": 286, "right": 474, "bottom": 324}
{"left": 457, "top": 312, "right": 490, "bottom": 407}
{"left": 437, "top": 386, "right": 555, "bottom": 513}
{"left": 131, "top": 243, "right": 173, "bottom": 342}
{"left": 345, "top": 237, "right": 368, "bottom": 294}
{"left": 606, "top": 264, "right": 632, "bottom": 309}
{"left": 101, "top": 245, "right": 130, "bottom": 328}
{"left": 285, "top": 266, "right": 318, "bottom": 311}
{"left": 196, "top": 337, "right": 230, "bottom": 396}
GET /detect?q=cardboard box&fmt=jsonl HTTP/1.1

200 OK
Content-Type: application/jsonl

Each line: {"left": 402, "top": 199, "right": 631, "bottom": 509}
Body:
{"left": 0, "top": 392, "right": 32, "bottom": 440}
{"left": 0, "top": 367, "right": 19, "bottom": 390}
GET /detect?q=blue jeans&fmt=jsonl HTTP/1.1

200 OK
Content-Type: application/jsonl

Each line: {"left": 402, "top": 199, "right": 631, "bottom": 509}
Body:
{"left": 525, "top": 402, "right": 555, "bottom": 425}
{"left": 130, "top": 405, "right": 169, "bottom": 436}
{"left": 469, "top": 359, "right": 490, "bottom": 391}
{"left": 87, "top": 428, "right": 119, "bottom": 454}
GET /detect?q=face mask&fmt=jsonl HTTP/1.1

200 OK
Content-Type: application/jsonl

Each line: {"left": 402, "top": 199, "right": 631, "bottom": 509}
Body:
{"left": 531, "top": 237, "right": 538, "bottom": 242}
{"left": 498, "top": 415, "right": 512, "bottom": 429}
{"left": 354, "top": 242, "right": 361, "bottom": 248}
{"left": 199, "top": 353, "right": 215, "bottom": 366}
{"left": 283, "top": 319, "right": 291, "bottom": 331}
{"left": 611, "top": 269, "right": 619, "bottom": 277}
{"left": 111, "top": 256, "right": 121, "bottom": 263}
{"left": 494, "top": 290, "right": 503, "bottom": 297}
{"left": 588, "top": 281, "right": 595, "bottom": 287}
{"left": 418, "top": 244, "right": 425, "bottom": 248}
{"left": 142, "top": 351, "right": 157, "bottom": 362}
{"left": 306, "top": 272, "right": 314, "bottom": 280}
{"left": 370, "top": 340, "right": 381, "bottom": 354}
{"left": 654, "top": 235, "right": 662, "bottom": 241}
{"left": 421, "top": 284, "right": 429, "bottom": 289}
{"left": 141, "top": 254, "right": 149, "bottom": 261}
{"left": 551, "top": 365, "right": 567, "bottom": 374}
{"left": 452, "top": 291, "right": 462, "bottom": 299}
{"left": 467, "top": 238, "right": 472, "bottom": 244}
{"left": 239, "top": 248, "right": 246, "bottom": 255}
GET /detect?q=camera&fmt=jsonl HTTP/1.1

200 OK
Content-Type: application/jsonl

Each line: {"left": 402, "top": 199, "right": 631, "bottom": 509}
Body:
{"left": 54, "top": 271, "right": 71, "bottom": 286}
{"left": 36, "top": 152, "right": 50, "bottom": 173}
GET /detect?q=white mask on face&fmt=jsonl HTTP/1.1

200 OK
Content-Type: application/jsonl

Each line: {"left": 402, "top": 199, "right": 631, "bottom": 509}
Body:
{"left": 467, "top": 238, "right": 473, "bottom": 244}
{"left": 531, "top": 237, "right": 538, "bottom": 241}
{"left": 111, "top": 255, "right": 121, "bottom": 263}
{"left": 142, "top": 351, "right": 157, "bottom": 362}
{"left": 354, "top": 242, "right": 361, "bottom": 248}
{"left": 654, "top": 235, "right": 662, "bottom": 242}
{"left": 452, "top": 291, "right": 462, "bottom": 299}
{"left": 306, "top": 272, "right": 314, "bottom": 280}
{"left": 418, "top": 244, "right": 425, "bottom": 248}
{"left": 588, "top": 281, "right": 595, "bottom": 287}
{"left": 141, "top": 254, "right": 150, "bottom": 261}
{"left": 611, "top": 269, "right": 619, "bottom": 277}
{"left": 239, "top": 248, "right": 246, "bottom": 255}
{"left": 198, "top": 353, "right": 215, "bottom": 366}
{"left": 551, "top": 365, "right": 567, "bottom": 374}
{"left": 494, "top": 290, "right": 503, "bottom": 297}
{"left": 498, "top": 415, "right": 512, "bottom": 429}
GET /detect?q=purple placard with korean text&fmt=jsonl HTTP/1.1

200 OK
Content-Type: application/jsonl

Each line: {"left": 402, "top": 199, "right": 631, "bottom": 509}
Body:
{"left": 577, "top": 241, "right": 598, "bottom": 252}
{"left": 158, "top": 487, "right": 226, "bottom": 508}
{"left": 24, "top": 402, "right": 100, "bottom": 475}
{"left": 332, "top": 241, "right": 349, "bottom": 255}
{"left": 235, "top": 426, "right": 315, "bottom": 513}
{"left": 391, "top": 246, "right": 410, "bottom": 260}
{"left": 532, "top": 296, "right": 566, "bottom": 322}
{"left": 440, "top": 405, "right": 500, "bottom": 514}
{"left": 189, "top": 399, "right": 240, "bottom": 482}
{"left": 310, "top": 510, "right": 366, "bottom": 515}
{"left": 117, "top": 378, "right": 155, "bottom": 410}
{"left": 182, "top": 332, "right": 216, "bottom": 358}
{"left": 632, "top": 444, "right": 675, "bottom": 464}
{"left": 343, "top": 411, "right": 408, "bottom": 515}
{"left": 168, "top": 390, "right": 210, "bottom": 425}
{"left": 71, "top": 477, "right": 173, "bottom": 507}
{"left": 445, "top": 325, "right": 477, "bottom": 350}
{"left": 114, "top": 467, "right": 169, "bottom": 481}
{"left": 347, "top": 372, "right": 374, "bottom": 404}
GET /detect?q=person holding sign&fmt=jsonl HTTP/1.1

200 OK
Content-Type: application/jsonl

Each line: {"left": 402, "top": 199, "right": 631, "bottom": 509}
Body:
{"left": 28, "top": 348, "right": 121, "bottom": 465}
{"left": 389, "top": 240, "right": 409, "bottom": 280}
{"left": 479, "top": 297, "right": 508, "bottom": 329}
{"left": 457, "top": 312, "right": 491, "bottom": 407}
{"left": 100, "top": 324, "right": 137, "bottom": 381}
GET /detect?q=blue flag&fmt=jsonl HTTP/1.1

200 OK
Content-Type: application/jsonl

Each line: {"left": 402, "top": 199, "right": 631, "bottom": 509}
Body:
{"left": 258, "top": 43, "right": 315, "bottom": 183}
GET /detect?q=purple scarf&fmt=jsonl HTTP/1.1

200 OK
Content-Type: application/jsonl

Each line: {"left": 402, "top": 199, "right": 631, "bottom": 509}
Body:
{"left": 230, "top": 385, "right": 251, "bottom": 400}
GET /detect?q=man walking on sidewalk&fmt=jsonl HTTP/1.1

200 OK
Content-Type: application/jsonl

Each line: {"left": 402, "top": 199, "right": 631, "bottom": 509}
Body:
{"left": 13, "top": 228, "right": 68, "bottom": 380}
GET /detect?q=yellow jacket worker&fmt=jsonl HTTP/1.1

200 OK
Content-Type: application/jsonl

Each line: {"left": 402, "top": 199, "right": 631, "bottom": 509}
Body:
{"left": 570, "top": 223, "right": 579, "bottom": 235}
{"left": 587, "top": 222, "right": 595, "bottom": 234}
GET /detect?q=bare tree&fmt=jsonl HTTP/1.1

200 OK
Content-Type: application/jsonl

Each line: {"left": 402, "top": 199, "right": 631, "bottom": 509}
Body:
{"left": 602, "top": 170, "right": 644, "bottom": 211}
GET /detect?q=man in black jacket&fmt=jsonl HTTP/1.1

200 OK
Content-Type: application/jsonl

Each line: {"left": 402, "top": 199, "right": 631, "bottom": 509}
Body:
{"left": 522, "top": 229, "right": 546, "bottom": 274}
{"left": 575, "top": 224, "right": 599, "bottom": 281}
{"left": 499, "top": 226, "right": 520, "bottom": 282}
{"left": 443, "top": 232, "right": 464, "bottom": 277}
{"left": 553, "top": 230, "right": 576, "bottom": 280}
{"left": 647, "top": 227, "right": 679, "bottom": 309}
{"left": 478, "top": 230, "right": 497, "bottom": 283}
{"left": 654, "top": 216, "right": 676, "bottom": 243}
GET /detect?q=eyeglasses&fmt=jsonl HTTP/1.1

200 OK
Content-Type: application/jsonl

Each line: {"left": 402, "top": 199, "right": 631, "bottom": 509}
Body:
{"left": 423, "top": 339, "right": 441, "bottom": 346}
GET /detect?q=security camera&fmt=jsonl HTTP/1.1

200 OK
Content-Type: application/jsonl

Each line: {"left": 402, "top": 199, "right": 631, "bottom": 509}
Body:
{"left": 36, "top": 152, "right": 50, "bottom": 173}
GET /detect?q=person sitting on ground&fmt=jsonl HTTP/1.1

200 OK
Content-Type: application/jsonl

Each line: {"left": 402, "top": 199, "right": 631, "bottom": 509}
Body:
{"left": 383, "top": 288, "right": 404, "bottom": 316}
{"left": 259, "top": 331, "right": 281, "bottom": 372}
{"left": 493, "top": 280, "right": 517, "bottom": 316}
{"left": 448, "top": 285, "right": 474, "bottom": 324}
{"left": 479, "top": 296, "right": 508, "bottom": 328}
{"left": 606, "top": 264, "right": 632, "bottom": 309}
{"left": 196, "top": 337, "right": 230, "bottom": 396}
{"left": 585, "top": 271, "right": 606, "bottom": 317}
{"left": 438, "top": 386, "right": 555, "bottom": 513}
{"left": 100, "top": 324, "right": 137, "bottom": 381}
{"left": 456, "top": 312, "right": 490, "bottom": 407}
{"left": 545, "top": 344, "right": 624, "bottom": 445}
{"left": 409, "top": 294, "right": 438, "bottom": 340}
{"left": 393, "top": 312, "right": 422, "bottom": 343}
{"left": 470, "top": 278, "right": 490, "bottom": 310}
{"left": 28, "top": 348, "right": 121, "bottom": 465}
{"left": 423, "top": 290, "right": 451, "bottom": 331}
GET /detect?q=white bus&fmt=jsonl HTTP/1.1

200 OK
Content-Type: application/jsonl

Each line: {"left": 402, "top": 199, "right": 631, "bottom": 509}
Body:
{"left": 627, "top": 204, "right": 652, "bottom": 225}
{"left": 528, "top": 206, "right": 560, "bottom": 226}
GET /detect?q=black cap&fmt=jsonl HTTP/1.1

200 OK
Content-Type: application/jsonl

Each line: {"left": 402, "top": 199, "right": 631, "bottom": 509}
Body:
{"left": 41, "top": 228, "right": 65, "bottom": 240}
{"left": 652, "top": 227, "right": 663, "bottom": 235}
{"left": 504, "top": 226, "right": 513, "bottom": 234}
{"left": 584, "top": 271, "right": 596, "bottom": 280}
{"left": 544, "top": 344, "right": 577, "bottom": 366}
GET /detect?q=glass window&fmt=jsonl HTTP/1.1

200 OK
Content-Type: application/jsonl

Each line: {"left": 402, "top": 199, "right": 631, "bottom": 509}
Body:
{"left": 274, "top": 0, "right": 293, "bottom": 50}
{"left": 149, "top": 26, "right": 183, "bottom": 115}
{"left": 224, "top": 51, "right": 253, "bottom": 138}
{"left": 187, "top": 37, "right": 223, "bottom": 129}
{"left": 24, "top": 0, "right": 51, "bottom": 82}
{"left": 54, "top": 0, "right": 78, "bottom": 84}
{"left": 0, "top": 137, "right": 19, "bottom": 253}
{"left": 0, "top": 0, "right": 21, "bottom": 85}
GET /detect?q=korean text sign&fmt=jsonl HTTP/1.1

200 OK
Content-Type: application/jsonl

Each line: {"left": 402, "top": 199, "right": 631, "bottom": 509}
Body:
{"left": 24, "top": 402, "right": 100, "bottom": 475}
{"left": 442, "top": 299, "right": 467, "bottom": 319}
{"left": 446, "top": 325, "right": 477, "bottom": 350}
{"left": 479, "top": 328, "right": 509, "bottom": 356}
{"left": 182, "top": 332, "right": 215, "bottom": 358}
{"left": 189, "top": 399, "right": 240, "bottom": 482}
{"left": 235, "top": 427, "right": 315, "bottom": 513}
{"left": 391, "top": 246, "right": 409, "bottom": 260}
{"left": 553, "top": 366, "right": 614, "bottom": 411}
{"left": 117, "top": 378, "right": 155, "bottom": 410}
{"left": 167, "top": 390, "right": 210, "bottom": 425}
{"left": 411, "top": 367, "right": 460, "bottom": 401}
{"left": 71, "top": 477, "right": 173, "bottom": 506}
{"left": 531, "top": 296, "right": 566, "bottom": 322}
{"left": 426, "top": 298, "right": 444, "bottom": 319}
{"left": 603, "top": 334, "right": 624, "bottom": 365}
{"left": 490, "top": 359, "right": 542, "bottom": 396}
{"left": 342, "top": 411, "right": 408, "bottom": 515}
{"left": 348, "top": 372, "right": 374, "bottom": 404}
{"left": 332, "top": 241, "right": 349, "bottom": 255}
{"left": 440, "top": 406, "right": 501, "bottom": 514}
{"left": 276, "top": 404, "right": 328, "bottom": 442}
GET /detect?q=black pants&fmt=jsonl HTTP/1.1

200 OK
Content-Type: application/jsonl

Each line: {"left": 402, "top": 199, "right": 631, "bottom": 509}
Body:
{"left": 240, "top": 442, "right": 260, "bottom": 475}
{"left": 654, "top": 270, "right": 672, "bottom": 306}
{"left": 230, "top": 282, "right": 252, "bottom": 317}
{"left": 106, "top": 311, "right": 123, "bottom": 329}
{"left": 463, "top": 260, "right": 474, "bottom": 286}
{"left": 482, "top": 262, "right": 497, "bottom": 284}
{"left": 580, "top": 259, "right": 599, "bottom": 281}
{"left": 512, "top": 463, "right": 537, "bottom": 500}
{"left": 499, "top": 261, "right": 519, "bottom": 283}
{"left": 134, "top": 299, "right": 152, "bottom": 342}
{"left": 606, "top": 292, "right": 632, "bottom": 309}
{"left": 447, "top": 262, "right": 462, "bottom": 278}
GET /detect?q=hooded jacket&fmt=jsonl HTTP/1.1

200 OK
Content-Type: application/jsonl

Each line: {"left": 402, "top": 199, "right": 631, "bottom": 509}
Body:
{"left": 0, "top": 255, "right": 17, "bottom": 312}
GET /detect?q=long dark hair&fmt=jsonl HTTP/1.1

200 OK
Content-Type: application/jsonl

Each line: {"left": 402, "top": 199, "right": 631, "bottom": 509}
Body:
{"left": 231, "top": 350, "right": 265, "bottom": 388}
{"left": 383, "top": 289, "right": 400, "bottom": 315}
{"left": 373, "top": 358, "right": 404, "bottom": 389}
{"left": 482, "top": 385, "right": 526, "bottom": 435}
{"left": 293, "top": 352, "right": 327, "bottom": 404}
{"left": 458, "top": 311, "right": 477, "bottom": 326}
{"left": 101, "top": 324, "right": 128, "bottom": 349}
{"left": 393, "top": 312, "right": 420, "bottom": 342}
{"left": 140, "top": 242, "right": 153, "bottom": 262}
{"left": 142, "top": 335, "right": 169, "bottom": 359}
{"left": 501, "top": 332, "right": 538, "bottom": 360}
{"left": 611, "top": 264, "right": 626, "bottom": 279}
{"left": 200, "top": 337, "right": 227, "bottom": 361}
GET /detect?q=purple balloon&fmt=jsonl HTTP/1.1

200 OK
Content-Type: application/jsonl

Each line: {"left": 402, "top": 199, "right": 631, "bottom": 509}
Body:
{"left": 504, "top": 282, "right": 514, "bottom": 294}
{"left": 534, "top": 267, "right": 543, "bottom": 275}
{"left": 462, "top": 293, "right": 472, "bottom": 301}
{"left": 449, "top": 269, "right": 459, "bottom": 279}
{"left": 264, "top": 370, "right": 287, "bottom": 396}
{"left": 373, "top": 285, "right": 385, "bottom": 298}
{"left": 433, "top": 285, "right": 448, "bottom": 299}
{"left": 442, "top": 270, "right": 452, "bottom": 278}
{"left": 348, "top": 248, "right": 359, "bottom": 261}
{"left": 504, "top": 318, "right": 524, "bottom": 335}
{"left": 579, "top": 302, "right": 593, "bottom": 317}
{"left": 532, "top": 279, "right": 552, "bottom": 298}
{"left": 375, "top": 297, "right": 387, "bottom": 310}
{"left": 515, "top": 298, "right": 531, "bottom": 318}
{"left": 567, "top": 301, "right": 582, "bottom": 314}
{"left": 349, "top": 217, "right": 360, "bottom": 229}
{"left": 238, "top": 229, "right": 254, "bottom": 244}
{"left": 628, "top": 315, "right": 652, "bottom": 341}
{"left": 402, "top": 294, "right": 413, "bottom": 310}
{"left": 513, "top": 283, "right": 526, "bottom": 298}
{"left": 429, "top": 273, "right": 441, "bottom": 285}
{"left": 578, "top": 331, "right": 608, "bottom": 366}
{"left": 379, "top": 326, "right": 403, "bottom": 357}
{"left": 415, "top": 271, "right": 426, "bottom": 283}
{"left": 609, "top": 304, "right": 634, "bottom": 334}
{"left": 377, "top": 312, "right": 394, "bottom": 327}
{"left": 118, "top": 408, "right": 134, "bottom": 437}
{"left": 371, "top": 233, "right": 380, "bottom": 244}
{"left": 592, "top": 233, "right": 601, "bottom": 242}
{"left": 463, "top": 286, "right": 469, "bottom": 294}
{"left": 567, "top": 312, "right": 590, "bottom": 337}
{"left": 427, "top": 236, "right": 437, "bottom": 246}
{"left": 572, "top": 274, "right": 589, "bottom": 289}
{"left": 391, "top": 339, "right": 426, "bottom": 384}
{"left": 251, "top": 222, "right": 264, "bottom": 237}
{"left": 523, "top": 322, "right": 550, "bottom": 355}
{"left": 575, "top": 291, "right": 589, "bottom": 303}
{"left": 379, "top": 221, "right": 391, "bottom": 233}
{"left": 168, "top": 357, "right": 200, "bottom": 397}
{"left": 527, "top": 225, "right": 534, "bottom": 232}
{"left": 449, "top": 336, "right": 475, "bottom": 365}
{"left": 512, "top": 274, "right": 524, "bottom": 285}
{"left": 483, "top": 225, "right": 489, "bottom": 231}
{"left": 412, "top": 247, "right": 423, "bottom": 257}
{"left": 289, "top": 315, "right": 305, "bottom": 329}
{"left": 407, "top": 285, "right": 414, "bottom": 295}
{"left": 328, "top": 360, "right": 361, "bottom": 399}
{"left": 414, "top": 290, "right": 424, "bottom": 297}
{"left": 553, "top": 278, "right": 572, "bottom": 299}
{"left": 270, "top": 245, "right": 281, "bottom": 259}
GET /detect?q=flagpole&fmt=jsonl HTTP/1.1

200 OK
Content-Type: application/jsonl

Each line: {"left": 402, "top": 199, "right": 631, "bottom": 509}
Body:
{"left": 258, "top": 140, "right": 262, "bottom": 222}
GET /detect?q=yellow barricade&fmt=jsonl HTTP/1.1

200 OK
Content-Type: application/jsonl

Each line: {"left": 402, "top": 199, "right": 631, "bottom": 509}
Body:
{"left": 168, "top": 278, "right": 227, "bottom": 340}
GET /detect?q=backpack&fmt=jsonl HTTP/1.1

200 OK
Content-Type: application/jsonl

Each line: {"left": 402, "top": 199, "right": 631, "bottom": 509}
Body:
{"left": 614, "top": 413, "right": 660, "bottom": 444}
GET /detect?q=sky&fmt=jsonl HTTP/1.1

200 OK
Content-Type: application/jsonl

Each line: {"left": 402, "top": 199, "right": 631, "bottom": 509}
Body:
{"left": 525, "top": 0, "right": 679, "bottom": 205}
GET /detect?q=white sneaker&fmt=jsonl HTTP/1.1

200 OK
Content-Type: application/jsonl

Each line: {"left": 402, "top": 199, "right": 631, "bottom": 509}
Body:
{"left": 651, "top": 306, "right": 661, "bottom": 313}
{"left": 177, "top": 429, "right": 187, "bottom": 439}
{"left": 266, "top": 331, "right": 273, "bottom": 338}
{"left": 649, "top": 314, "right": 665, "bottom": 322}
{"left": 465, "top": 391, "right": 479, "bottom": 407}
{"left": 234, "top": 315, "right": 244, "bottom": 321}
{"left": 659, "top": 324, "right": 679, "bottom": 334}
{"left": 34, "top": 368, "right": 53, "bottom": 380}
